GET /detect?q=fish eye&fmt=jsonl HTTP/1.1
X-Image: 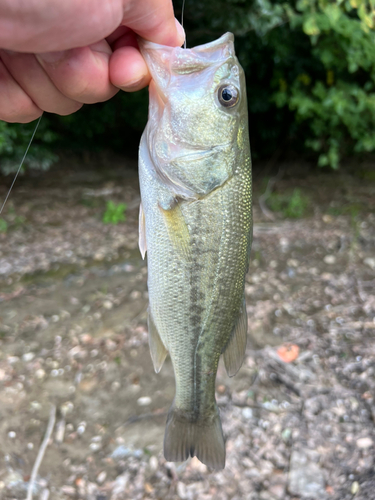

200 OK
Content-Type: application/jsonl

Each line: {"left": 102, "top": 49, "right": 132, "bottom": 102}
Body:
{"left": 217, "top": 84, "right": 239, "bottom": 108}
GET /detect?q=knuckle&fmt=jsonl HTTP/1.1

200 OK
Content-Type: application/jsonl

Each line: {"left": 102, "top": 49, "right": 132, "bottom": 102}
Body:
{"left": 0, "top": 98, "right": 42, "bottom": 123}
{"left": 55, "top": 101, "right": 83, "bottom": 116}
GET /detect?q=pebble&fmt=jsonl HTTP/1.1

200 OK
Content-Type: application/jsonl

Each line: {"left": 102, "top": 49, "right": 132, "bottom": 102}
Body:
{"left": 105, "top": 339, "right": 117, "bottom": 351}
{"left": 77, "top": 424, "right": 86, "bottom": 435}
{"left": 80, "top": 333, "right": 93, "bottom": 344}
{"left": 322, "top": 214, "right": 333, "bottom": 223}
{"left": 356, "top": 437, "right": 373, "bottom": 449}
{"left": 324, "top": 255, "right": 336, "bottom": 264}
{"left": 242, "top": 407, "right": 253, "bottom": 419}
{"left": 89, "top": 442, "right": 102, "bottom": 452}
{"left": 351, "top": 481, "right": 360, "bottom": 494}
{"left": 97, "top": 471, "right": 106, "bottom": 484}
{"left": 103, "top": 300, "right": 113, "bottom": 310}
{"left": 61, "top": 485, "right": 76, "bottom": 496}
{"left": 137, "top": 396, "right": 152, "bottom": 406}
{"left": 112, "top": 473, "right": 129, "bottom": 495}
{"left": 288, "top": 450, "right": 326, "bottom": 498}
{"left": 149, "top": 456, "right": 158, "bottom": 472}
{"left": 111, "top": 445, "right": 132, "bottom": 460}
{"left": 8, "top": 431, "right": 16, "bottom": 439}
{"left": 364, "top": 257, "right": 375, "bottom": 270}
{"left": 177, "top": 481, "right": 187, "bottom": 499}
{"left": 7, "top": 356, "right": 19, "bottom": 364}
{"left": 287, "top": 258, "right": 299, "bottom": 267}
{"left": 22, "top": 352, "right": 35, "bottom": 362}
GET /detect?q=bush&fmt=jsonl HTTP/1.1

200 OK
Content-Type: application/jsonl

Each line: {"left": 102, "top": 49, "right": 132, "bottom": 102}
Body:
{"left": 0, "top": 119, "right": 57, "bottom": 175}
{"left": 1, "top": 0, "right": 375, "bottom": 171}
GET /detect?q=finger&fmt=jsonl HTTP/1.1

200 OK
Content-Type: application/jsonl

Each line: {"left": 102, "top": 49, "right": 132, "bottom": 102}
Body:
{"left": 36, "top": 40, "right": 118, "bottom": 104}
{"left": 123, "top": 1, "right": 185, "bottom": 46}
{"left": 0, "top": 50, "right": 82, "bottom": 116}
{"left": 0, "top": 0, "right": 184, "bottom": 53}
{"left": 110, "top": 45, "right": 150, "bottom": 91}
{"left": 0, "top": 58, "right": 42, "bottom": 123}
{"left": 0, "top": 0, "right": 124, "bottom": 52}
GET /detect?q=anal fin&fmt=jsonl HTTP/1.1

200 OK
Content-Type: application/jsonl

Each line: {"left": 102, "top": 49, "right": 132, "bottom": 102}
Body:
{"left": 223, "top": 297, "right": 248, "bottom": 377}
{"left": 148, "top": 310, "right": 168, "bottom": 373}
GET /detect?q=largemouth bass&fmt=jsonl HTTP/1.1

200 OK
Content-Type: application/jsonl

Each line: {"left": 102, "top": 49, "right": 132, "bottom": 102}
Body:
{"left": 138, "top": 32, "right": 252, "bottom": 470}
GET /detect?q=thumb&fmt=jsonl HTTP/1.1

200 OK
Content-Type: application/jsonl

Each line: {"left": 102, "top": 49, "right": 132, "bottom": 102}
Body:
{"left": 122, "top": 0, "right": 185, "bottom": 46}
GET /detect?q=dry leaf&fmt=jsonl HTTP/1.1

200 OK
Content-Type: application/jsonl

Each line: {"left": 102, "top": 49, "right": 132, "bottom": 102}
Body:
{"left": 277, "top": 344, "right": 299, "bottom": 363}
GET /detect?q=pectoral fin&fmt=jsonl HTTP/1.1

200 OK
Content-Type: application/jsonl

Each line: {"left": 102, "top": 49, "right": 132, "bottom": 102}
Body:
{"left": 223, "top": 297, "right": 248, "bottom": 377}
{"left": 159, "top": 202, "right": 191, "bottom": 260}
{"left": 148, "top": 310, "right": 168, "bottom": 373}
{"left": 138, "top": 203, "right": 147, "bottom": 259}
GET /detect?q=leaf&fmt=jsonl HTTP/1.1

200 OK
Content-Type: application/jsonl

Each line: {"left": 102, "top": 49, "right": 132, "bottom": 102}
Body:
{"left": 303, "top": 16, "right": 321, "bottom": 35}
{"left": 277, "top": 344, "right": 300, "bottom": 363}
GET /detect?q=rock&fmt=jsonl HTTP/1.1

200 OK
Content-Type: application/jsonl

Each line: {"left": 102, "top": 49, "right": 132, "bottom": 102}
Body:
{"left": 112, "top": 473, "right": 130, "bottom": 496}
{"left": 22, "top": 352, "right": 35, "bottom": 362}
{"left": 90, "top": 442, "right": 102, "bottom": 452}
{"left": 111, "top": 445, "right": 132, "bottom": 460}
{"left": 149, "top": 456, "right": 158, "bottom": 472}
{"left": 97, "top": 471, "right": 107, "bottom": 484}
{"left": 364, "top": 257, "right": 375, "bottom": 270}
{"left": 288, "top": 450, "right": 326, "bottom": 499}
{"left": 177, "top": 481, "right": 187, "bottom": 499}
{"left": 137, "top": 396, "right": 152, "bottom": 406}
{"left": 351, "top": 481, "right": 360, "bottom": 494}
{"left": 61, "top": 485, "right": 76, "bottom": 496}
{"left": 356, "top": 437, "right": 373, "bottom": 449}
{"left": 324, "top": 255, "right": 336, "bottom": 264}
{"left": 242, "top": 407, "right": 253, "bottom": 419}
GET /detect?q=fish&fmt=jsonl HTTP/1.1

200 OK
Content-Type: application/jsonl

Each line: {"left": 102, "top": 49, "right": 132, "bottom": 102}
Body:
{"left": 138, "top": 32, "right": 252, "bottom": 470}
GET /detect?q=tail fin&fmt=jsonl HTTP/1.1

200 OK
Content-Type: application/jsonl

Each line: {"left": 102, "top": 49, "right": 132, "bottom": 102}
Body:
{"left": 163, "top": 403, "right": 225, "bottom": 470}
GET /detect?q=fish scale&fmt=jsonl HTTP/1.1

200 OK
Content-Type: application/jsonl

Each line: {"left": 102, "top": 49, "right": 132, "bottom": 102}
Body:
{"left": 138, "top": 33, "right": 252, "bottom": 469}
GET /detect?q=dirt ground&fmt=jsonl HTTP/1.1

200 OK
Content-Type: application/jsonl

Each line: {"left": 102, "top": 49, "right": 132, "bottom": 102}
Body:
{"left": 0, "top": 157, "right": 374, "bottom": 500}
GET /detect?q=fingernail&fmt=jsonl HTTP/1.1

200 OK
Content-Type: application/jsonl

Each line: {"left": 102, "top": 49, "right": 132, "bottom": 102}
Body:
{"left": 37, "top": 50, "right": 67, "bottom": 64}
{"left": 175, "top": 19, "right": 186, "bottom": 46}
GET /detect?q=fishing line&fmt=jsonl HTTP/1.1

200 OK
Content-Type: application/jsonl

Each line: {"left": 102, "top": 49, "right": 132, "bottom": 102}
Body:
{"left": 181, "top": 0, "right": 186, "bottom": 49}
{"left": 0, "top": 114, "right": 43, "bottom": 215}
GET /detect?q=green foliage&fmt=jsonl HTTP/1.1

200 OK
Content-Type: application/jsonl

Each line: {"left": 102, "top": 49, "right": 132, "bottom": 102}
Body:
{"left": 0, "top": 218, "right": 8, "bottom": 233}
{"left": 102, "top": 201, "right": 127, "bottom": 225}
{"left": 267, "top": 188, "right": 310, "bottom": 218}
{"left": 0, "top": 119, "right": 57, "bottom": 175}
{"left": 1, "top": 0, "right": 375, "bottom": 170}
{"left": 273, "top": 0, "right": 375, "bottom": 167}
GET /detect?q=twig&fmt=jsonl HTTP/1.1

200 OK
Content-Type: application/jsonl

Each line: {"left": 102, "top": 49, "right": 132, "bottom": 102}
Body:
{"left": 26, "top": 404, "right": 56, "bottom": 500}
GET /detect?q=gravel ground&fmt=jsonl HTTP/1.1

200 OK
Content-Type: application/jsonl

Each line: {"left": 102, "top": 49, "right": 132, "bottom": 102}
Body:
{"left": 0, "top": 159, "right": 374, "bottom": 500}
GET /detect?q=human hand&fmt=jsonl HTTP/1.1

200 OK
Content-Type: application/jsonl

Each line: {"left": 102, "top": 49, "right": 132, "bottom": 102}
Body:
{"left": 0, "top": 0, "right": 185, "bottom": 123}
